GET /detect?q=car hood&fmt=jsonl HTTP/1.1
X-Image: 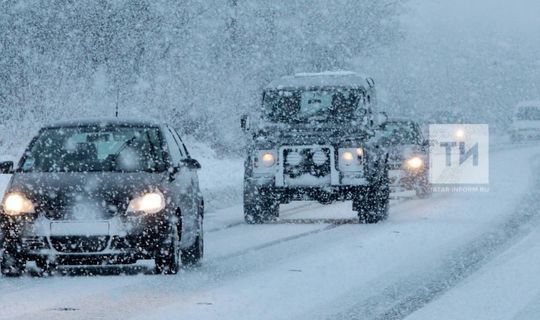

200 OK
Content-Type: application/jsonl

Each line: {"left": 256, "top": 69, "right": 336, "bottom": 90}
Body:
{"left": 6, "top": 172, "right": 167, "bottom": 220}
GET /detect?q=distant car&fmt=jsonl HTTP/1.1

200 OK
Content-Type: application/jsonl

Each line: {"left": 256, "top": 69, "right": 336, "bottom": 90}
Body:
{"left": 380, "top": 119, "right": 431, "bottom": 198}
{"left": 0, "top": 119, "right": 204, "bottom": 276}
{"left": 509, "top": 101, "right": 540, "bottom": 141}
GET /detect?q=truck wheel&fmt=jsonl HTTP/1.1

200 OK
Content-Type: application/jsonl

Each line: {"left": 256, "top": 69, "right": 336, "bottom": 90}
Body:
{"left": 354, "top": 174, "right": 390, "bottom": 224}
{"left": 181, "top": 215, "right": 204, "bottom": 266}
{"left": 155, "top": 224, "right": 180, "bottom": 275}
{"left": 244, "top": 186, "right": 279, "bottom": 224}
{"left": 1, "top": 250, "right": 26, "bottom": 277}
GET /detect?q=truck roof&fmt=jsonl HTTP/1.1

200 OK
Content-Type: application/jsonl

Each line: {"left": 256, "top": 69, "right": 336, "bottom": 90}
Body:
{"left": 264, "top": 71, "right": 372, "bottom": 91}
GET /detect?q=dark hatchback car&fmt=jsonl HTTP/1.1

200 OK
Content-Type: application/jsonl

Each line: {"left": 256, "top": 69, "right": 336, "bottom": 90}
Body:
{"left": 0, "top": 119, "right": 204, "bottom": 276}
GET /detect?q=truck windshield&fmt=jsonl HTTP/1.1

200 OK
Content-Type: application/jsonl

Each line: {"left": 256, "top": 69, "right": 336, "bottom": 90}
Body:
{"left": 19, "top": 126, "right": 166, "bottom": 173}
{"left": 516, "top": 106, "right": 540, "bottom": 121}
{"left": 262, "top": 89, "right": 365, "bottom": 123}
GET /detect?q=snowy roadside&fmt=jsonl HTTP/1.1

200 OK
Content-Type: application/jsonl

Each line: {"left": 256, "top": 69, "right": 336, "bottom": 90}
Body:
{"left": 186, "top": 142, "right": 244, "bottom": 212}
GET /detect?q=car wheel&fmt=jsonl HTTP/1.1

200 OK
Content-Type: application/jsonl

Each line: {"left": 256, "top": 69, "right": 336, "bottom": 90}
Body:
{"left": 181, "top": 215, "right": 204, "bottom": 266}
{"left": 244, "top": 186, "right": 279, "bottom": 224}
{"left": 1, "top": 250, "right": 26, "bottom": 277}
{"left": 415, "top": 175, "right": 432, "bottom": 199}
{"left": 155, "top": 223, "right": 180, "bottom": 275}
{"left": 354, "top": 170, "right": 390, "bottom": 224}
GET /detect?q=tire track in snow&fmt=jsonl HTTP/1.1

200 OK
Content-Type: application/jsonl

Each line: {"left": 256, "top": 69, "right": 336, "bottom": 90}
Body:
{"left": 330, "top": 157, "right": 540, "bottom": 320}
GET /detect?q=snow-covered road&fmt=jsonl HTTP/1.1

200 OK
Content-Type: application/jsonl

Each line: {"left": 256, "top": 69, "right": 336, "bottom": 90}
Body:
{"left": 1, "top": 144, "right": 540, "bottom": 320}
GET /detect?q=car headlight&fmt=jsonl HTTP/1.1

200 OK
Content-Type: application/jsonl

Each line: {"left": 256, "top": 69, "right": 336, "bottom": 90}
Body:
{"left": 405, "top": 156, "right": 424, "bottom": 170}
{"left": 2, "top": 192, "right": 35, "bottom": 216}
{"left": 127, "top": 191, "right": 166, "bottom": 214}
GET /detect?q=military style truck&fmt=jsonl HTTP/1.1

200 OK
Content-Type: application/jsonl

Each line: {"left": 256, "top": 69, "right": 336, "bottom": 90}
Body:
{"left": 241, "top": 71, "right": 390, "bottom": 224}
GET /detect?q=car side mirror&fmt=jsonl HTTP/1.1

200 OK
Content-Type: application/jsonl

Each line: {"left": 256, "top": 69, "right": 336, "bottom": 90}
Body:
{"left": 181, "top": 158, "right": 201, "bottom": 170}
{"left": 0, "top": 161, "right": 13, "bottom": 174}
{"left": 240, "top": 114, "right": 250, "bottom": 131}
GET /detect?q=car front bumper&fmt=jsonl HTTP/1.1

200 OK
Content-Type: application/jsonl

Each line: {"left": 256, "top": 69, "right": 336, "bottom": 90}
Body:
{"left": 1, "top": 213, "right": 172, "bottom": 263}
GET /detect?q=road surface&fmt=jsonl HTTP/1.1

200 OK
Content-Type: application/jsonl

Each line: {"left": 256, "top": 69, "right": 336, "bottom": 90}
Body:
{"left": 1, "top": 144, "right": 539, "bottom": 320}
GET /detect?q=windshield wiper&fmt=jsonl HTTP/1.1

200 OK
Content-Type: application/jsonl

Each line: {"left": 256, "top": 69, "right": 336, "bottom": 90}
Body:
{"left": 108, "top": 136, "right": 137, "bottom": 170}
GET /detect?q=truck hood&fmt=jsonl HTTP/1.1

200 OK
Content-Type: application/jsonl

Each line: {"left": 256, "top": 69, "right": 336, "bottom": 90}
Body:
{"left": 251, "top": 122, "right": 372, "bottom": 147}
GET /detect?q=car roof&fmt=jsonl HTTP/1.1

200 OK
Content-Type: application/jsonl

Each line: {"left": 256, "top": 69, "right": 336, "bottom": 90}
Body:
{"left": 42, "top": 118, "right": 163, "bottom": 129}
{"left": 264, "top": 71, "right": 371, "bottom": 91}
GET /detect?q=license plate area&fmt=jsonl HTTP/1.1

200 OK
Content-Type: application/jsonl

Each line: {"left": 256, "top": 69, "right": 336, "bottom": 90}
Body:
{"left": 50, "top": 221, "right": 110, "bottom": 236}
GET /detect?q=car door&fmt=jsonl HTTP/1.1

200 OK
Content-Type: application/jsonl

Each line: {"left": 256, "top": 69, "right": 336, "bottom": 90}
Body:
{"left": 162, "top": 125, "right": 193, "bottom": 207}
{"left": 163, "top": 126, "right": 198, "bottom": 246}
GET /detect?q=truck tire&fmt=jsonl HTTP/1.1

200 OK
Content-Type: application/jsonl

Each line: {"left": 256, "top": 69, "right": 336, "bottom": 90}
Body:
{"left": 354, "top": 170, "right": 390, "bottom": 224}
{"left": 1, "top": 249, "right": 26, "bottom": 277}
{"left": 244, "top": 186, "right": 279, "bottom": 224}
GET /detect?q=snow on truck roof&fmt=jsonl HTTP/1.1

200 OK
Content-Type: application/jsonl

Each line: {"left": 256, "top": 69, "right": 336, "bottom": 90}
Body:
{"left": 43, "top": 118, "right": 162, "bottom": 129}
{"left": 265, "top": 71, "right": 373, "bottom": 90}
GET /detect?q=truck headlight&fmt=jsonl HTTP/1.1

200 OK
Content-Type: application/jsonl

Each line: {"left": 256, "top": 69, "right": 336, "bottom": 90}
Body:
{"left": 2, "top": 192, "right": 35, "bottom": 216}
{"left": 127, "top": 191, "right": 166, "bottom": 214}
{"left": 261, "top": 152, "right": 275, "bottom": 167}
{"left": 253, "top": 150, "right": 277, "bottom": 173}
{"left": 405, "top": 156, "right": 424, "bottom": 170}
{"left": 339, "top": 148, "right": 363, "bottom": 171}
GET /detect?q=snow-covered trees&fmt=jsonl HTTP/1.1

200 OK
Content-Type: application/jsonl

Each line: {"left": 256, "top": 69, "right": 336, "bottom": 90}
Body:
{"left": 0, "top": 0, "right": 404, "bottom": 154}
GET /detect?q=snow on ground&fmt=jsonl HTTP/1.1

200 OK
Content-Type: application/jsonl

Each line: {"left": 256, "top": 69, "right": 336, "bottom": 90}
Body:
{"left": 0, "top": 143, "right": 539, "bottom": 319}
{"left": 186, "top": 141, "right": 244, "bottom": 211}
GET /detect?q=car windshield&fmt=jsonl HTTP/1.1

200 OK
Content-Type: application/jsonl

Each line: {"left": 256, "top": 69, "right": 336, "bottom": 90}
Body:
{"left": 19, "top": 126, "right": 166, "bottom": 173}
{"left": 381, "top": 121, "right": 420, "bottom": 145}
{"left": 516, "top": 106, "right": 540, "bottom": 121}
{"left": 262, "top": 88, "right": 365, "bottom": 123}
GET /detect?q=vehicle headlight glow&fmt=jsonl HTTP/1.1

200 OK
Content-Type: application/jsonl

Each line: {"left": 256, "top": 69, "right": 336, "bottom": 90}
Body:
{"left": 342, "top": 151, "right": 354, "bottom": 165}
{"left": 2, "top": 193, "right": 35, "bottom": 216}
{"left": 261, "top": 152, "right": 276, "bottom": 167}
{"left": 127, "top": 191, "right": 166, "bottom": 214}
{"left": 406, "top": 156, "right": 424, "bottom": 170}
{"left": 455, "top": 128, "right": 466, "bottom": 140}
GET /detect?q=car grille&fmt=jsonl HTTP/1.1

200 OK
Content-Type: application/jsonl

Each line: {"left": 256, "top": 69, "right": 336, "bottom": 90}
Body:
{"left": 283, "top": 147, "right": 332, "bottom": 182}
{"left": 39, "top": 205, "right": 118, "bottom": 220}
{"left": 50, "top": 236, "right": 109, "bottom": 253}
